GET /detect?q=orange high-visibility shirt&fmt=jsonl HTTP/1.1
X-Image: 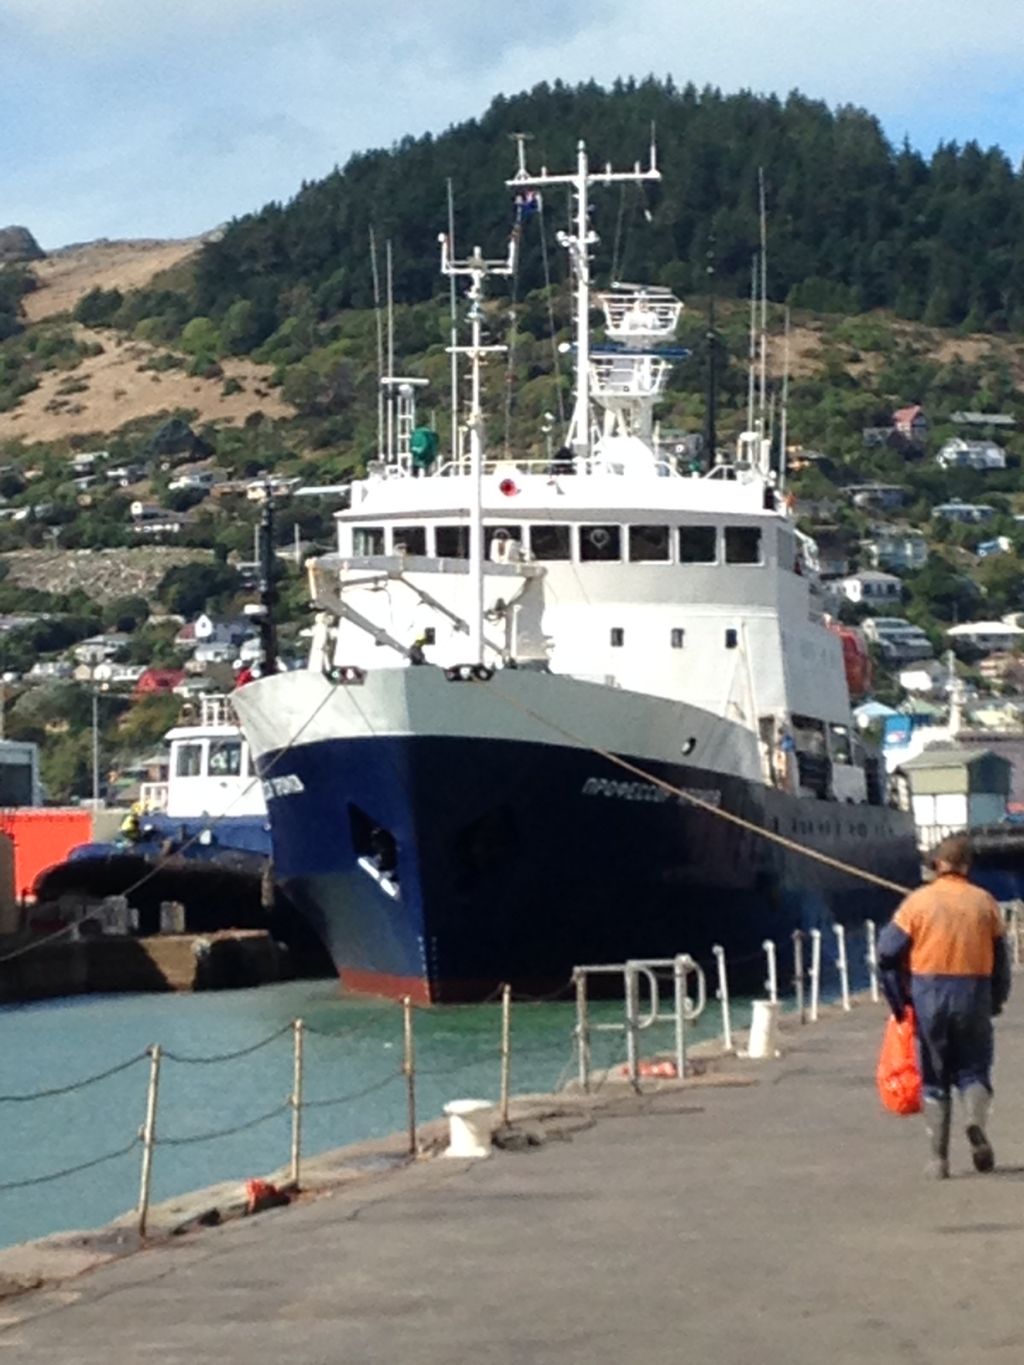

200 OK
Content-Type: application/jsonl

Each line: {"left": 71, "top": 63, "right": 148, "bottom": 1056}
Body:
{"left": 893, "top": 873, "right": 1004, "bottom": 977}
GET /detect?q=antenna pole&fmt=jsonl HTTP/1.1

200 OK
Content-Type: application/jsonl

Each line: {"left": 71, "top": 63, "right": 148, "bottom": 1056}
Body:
{"left": 257, "top": 483, "right": 278, "bottom": 677}
{"left": 779, "top": 306, "right": 791, "bottom": 494}
{"left": 369, "top": 226, "right": 384, "bottom": 459}
{"left": 746, "top": 254, "right": 757, "bottom": 436}
{"left": 385, "top": 240, "right": 395, "bottom": 461}
{"left": 447, "top": 179, "right": 459, "bottom": 465}
{"left": 705, "top": 234, "right": 717, "bottom": 465}
{"left": 758, "top": 167, "right": 768, "bottom": 445}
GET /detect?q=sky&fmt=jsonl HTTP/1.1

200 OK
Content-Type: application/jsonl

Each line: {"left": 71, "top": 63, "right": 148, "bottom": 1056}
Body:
{"left": 3, "top": 0, "right": 1024, "bottom": 249}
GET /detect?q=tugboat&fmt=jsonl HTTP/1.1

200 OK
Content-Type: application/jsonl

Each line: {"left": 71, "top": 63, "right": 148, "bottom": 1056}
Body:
{"left": 232, "top": 135, "right": 920, "bottom": 1002}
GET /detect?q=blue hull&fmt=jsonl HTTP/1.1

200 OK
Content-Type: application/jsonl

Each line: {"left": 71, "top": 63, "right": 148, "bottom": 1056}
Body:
{"left": 258, "top": 734, "right": 920, "bottom": 1003}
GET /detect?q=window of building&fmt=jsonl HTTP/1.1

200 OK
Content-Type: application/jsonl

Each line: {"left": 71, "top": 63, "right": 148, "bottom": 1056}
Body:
{"left": 678, "top": 526, "right": 717, "bottom": 564}
{"left": 580, "top": 525, "right": 621, "bottom": 561}
{"left": 527, "top": 524, "right": 572, "bottom": 560}
{"left": 628, "top": 525, "right": 670, "bottom": 562}
{"left": 392, "top": 525, "right": 427, "bottom": 555}
{"left": 353, "top": 526, "right": 385, "bottom": 556}
{"left": 725, "top": 628, "right": 738, "bottom": 649}
{"left": 435, "top": 525, "right": 469, "bottom": 558}
{"left": 725, "top": 526, "right": 762, "bottom": 564}
{"left": 175, "top": 742, "right": 203, "bottom": 777}
{"left": 209, "top": 739, "right": 242, "bottom": 776}
{"left": 610, "top": 628, "right": 624, "bottom": 647}
{"left": 670, "top": 628, "right": 685, "bottom": 649}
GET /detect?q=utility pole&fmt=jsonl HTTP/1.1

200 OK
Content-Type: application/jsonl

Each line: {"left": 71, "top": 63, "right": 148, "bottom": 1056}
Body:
{"left": 91, "top": 681, "right": 100, "bottom": 806}
{"left": 256, "top": 484, "right": 279, "bottom": 676}
{"left": 705, "top": 234, "right": 718, "bottom": 464}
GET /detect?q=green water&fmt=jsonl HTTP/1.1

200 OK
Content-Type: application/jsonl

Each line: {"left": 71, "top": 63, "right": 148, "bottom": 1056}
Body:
{"left": 0, "top": 980, "right": 736, "bottom": 1250}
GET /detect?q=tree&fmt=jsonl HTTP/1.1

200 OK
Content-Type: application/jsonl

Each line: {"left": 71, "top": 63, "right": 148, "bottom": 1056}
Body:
{"left": 157, "top": 562, "right": 241, "bottom": 617}
{"left": 73, "top": 287, "right": 124, "bottom": 328}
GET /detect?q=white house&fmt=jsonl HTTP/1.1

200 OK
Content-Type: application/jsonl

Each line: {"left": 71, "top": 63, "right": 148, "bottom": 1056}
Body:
{"left": 947, "top": 620, "right": 1024, "bottom": 657}
{"left": 72, "top": 633, "right": 130, "bottom": 665}
{"left": 932, "top": 500, "right": 996, "bottom": 524}
{"left": 838, "top": 570, "right": 903, "bottom": 605}
{"left": 898, "top": 747, "right": 1010, "bottom": 842}
{"left": 936, "top": 437, "right": 1006, "bottom": 471}
{"left": 862, "top": 617, "right": 934, "bottom": 663}
{"left": 863, "top": 527, "right": 928, "bottom": 572}
{"left": 898, "top": 658, "right": 947, "bottom": 694}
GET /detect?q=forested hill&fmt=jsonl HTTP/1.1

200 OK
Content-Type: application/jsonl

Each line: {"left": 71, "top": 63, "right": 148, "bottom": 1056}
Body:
{"left": 185, "top": 77, "right": 1024, "bottom": 349}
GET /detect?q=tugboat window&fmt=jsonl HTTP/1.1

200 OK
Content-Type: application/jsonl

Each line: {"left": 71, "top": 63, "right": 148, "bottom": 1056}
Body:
{"left": 209, "top": 740, "right": 242, "bottom": 776}
{"left": 725, "top": 628, "right": 738, "bottom": 649}
{"left": 392, "top": 525, "right": 426, "bottom": 555}
{"left": 671, "top": 628, "right": 685, "bottom": 648}
{"left": 725, "top": 526, "right": 762, "bottom": 564}
{"left": 435, "top": 525, "right": 469, "bottom": 558}
{"left": 580, "top": 525, "right": 621, "bottom": 561}
{"left": 678, "top": 526, "right": 717, "bottom": 563}
{"left": 628, "top": 525, "right": 670, "bottom": 562}
{"left": 528, "top": 524, "right": 572, "bottom": 560}
{"left": 353, "top": 526, "right": 385, "bottom": 556}
{"left": 176, "top": 743, "right": 203, "bottom": 777}
{"left": 610, "top": 628, "right": 624, "bottom": 647}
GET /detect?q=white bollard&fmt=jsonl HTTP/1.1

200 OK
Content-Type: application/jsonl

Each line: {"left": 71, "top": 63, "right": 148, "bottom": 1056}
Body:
{"left": 762, "top": 939, "right": 778, "bottom": 1005}
{"left": 834, "top": 924, "right": 851, "bottom": 1012}
{"left": 864, "top": 919, "right": 880, "bottom": 1004}
{"left": 809, "top": 928, "right": 822, "bottom": 1023}
{"left": 712, "top": 944, "right": 733, "bottom": 1053}
{"left": 443, "top": 1100, "right": 494, "bottom": 1158}
{"left": 747, "top": 1000, "right": 780, "bottom": 1059}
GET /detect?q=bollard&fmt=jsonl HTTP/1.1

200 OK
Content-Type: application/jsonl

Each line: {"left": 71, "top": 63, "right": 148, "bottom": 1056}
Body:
{"left": 137, "top": 1043, "right": 161, "bottom": 1238}
{"left": 763, "top": 939, "right": 778, "bottom": 1005}
{"left": 624, "top": 963, "right": 641, "bottom": 1093}
{"left": 712, "top": 945, "right": 733, "bottom": 1052}
{"left": 403, "top": 995, "right": 416, "bottom": 1156}
{"left": 499, "top": 983, "right": 511, "bottom": 1125}
{"left": 865, "top": 919, "right": 880, "bottom": 1003}
{"left": 792, "top": 929, "right": 806, "bottom": 1025}
{"left": 747, "top": 999, "right": 780, "bottom": 1059}
{"left": 574, "top": 969, "right": 591, "bottom": 1093}
{"left": 672, "top": 955, "right": 688, "bottom": 1080}
{"left": 290, "top": 1019, "right": 304, "bottom": 1186}
{"left": 809, "top": 928, "right": 822, "bottom": 1023}
{"left": 834, "top": 924, "right": 851, "bottom": 1012}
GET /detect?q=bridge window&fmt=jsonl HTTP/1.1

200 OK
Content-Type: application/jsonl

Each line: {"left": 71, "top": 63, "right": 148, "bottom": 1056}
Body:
{"left": 678, "top": 526, "right": 717, "bottom": 563}
{"left": 629, "top": 525, "right": 670, "bottom": 562}
{"left": 353, "top": 526, "right": 384, "bottom": 555}
{"left": 528, "top": 524, "right": 571, "bottom": 560}
{"left": 392, "top": 525, "right": 426, "bottom": 555}
{"left": 670, "top": 628, "right": 685, "bottom": 648}
{"left": 485, "top": 526, "right": 523, "bottom": 561}
{"left": 725, "top": 526, "right": 762, "bottom": 564}
{"left": 610, "top": 628, "right": 624, "bottom": 647}
{"left": 436, "top": 525, "right": 469, "bottom": 558}
{"left": 175, "top": 742, "right": 203, "bottom": 777}
{"left": 725, "top": 628, "right": 738, "bottom": 649}
{"left": 209, "top": 739, "right": 242, "bottom": 776}
{"left": 580, "top": 525, "right": 621, "bottom": 562}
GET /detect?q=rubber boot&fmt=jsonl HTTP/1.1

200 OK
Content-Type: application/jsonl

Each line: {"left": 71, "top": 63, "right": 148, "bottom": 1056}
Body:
{"left": 962, "top": 1083, "right": 995, "bottom": 1173}
{"left": 923, "top": 1096, "right": 951, "bottom": 1179}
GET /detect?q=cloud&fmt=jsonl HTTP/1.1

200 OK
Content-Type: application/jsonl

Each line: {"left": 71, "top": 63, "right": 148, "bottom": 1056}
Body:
{"left": 3, "top": 0, "right": 1024, "bottom": 245}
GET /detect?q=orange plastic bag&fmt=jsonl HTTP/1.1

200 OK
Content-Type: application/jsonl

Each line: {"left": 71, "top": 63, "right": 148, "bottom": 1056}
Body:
{"left": 876, "top": 1006, "right": 922, "bottom": 1116}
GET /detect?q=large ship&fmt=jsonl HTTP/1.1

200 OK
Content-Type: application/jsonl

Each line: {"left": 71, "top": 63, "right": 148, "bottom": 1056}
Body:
{"left": 232, "top": 137, "right": 920, "bottom": 1003}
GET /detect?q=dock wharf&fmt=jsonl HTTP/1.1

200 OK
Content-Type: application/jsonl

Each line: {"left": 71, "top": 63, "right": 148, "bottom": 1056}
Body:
{"left": 1, "top": 993, "right": 1023, "bottom": 1363}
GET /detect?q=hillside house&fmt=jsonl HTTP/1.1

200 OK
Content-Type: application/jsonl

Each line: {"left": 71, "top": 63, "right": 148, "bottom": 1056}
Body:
{"left": 951, "top": 412, "right": 1015, "bottom": 429}
{"left": 978, "top": 652, "right": 1024, "bottom": 692}
{"left": 838, "top": 570, "right": 902, "bottom": 606}
{"left": 977, "top": 537, "right": 1013, "bottom": 559}
{"left": 899, "top": 658, "right": 947, "bottom": 694}
{"left": 892, "top": 405, "right": 928, "bottom": 442}
{"left": 133, "top": 668, "right": 186, "bottom": 698}
{"left": 863, "top": 527, "right": 928, "bottom": 572}
{"left": 932, "top": 500, "right": 995, "bottom": 524}
{"left": 936, "top": 437, "right": 1007, "bottom": 471}
{"left": 947, "top": 621, "right": 1024, "bottom": 658}
{"left": 897, "top": 747, "right": 1010, "bottom": 841}
{"left": 846, "top": 484, "right": 906, "bottom": 512}
{"left": 129, "top": 502, "right": 187, "bottom": 537}
{"left": 862, "top": 617, "right": 933, "bottom": 663}
{"left": 72, "top": 633, "right": 129, "bottom": 666}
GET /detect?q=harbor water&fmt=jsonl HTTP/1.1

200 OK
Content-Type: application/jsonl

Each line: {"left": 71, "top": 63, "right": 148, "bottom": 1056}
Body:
{"left": 0, "top": 978, "right": 736, "bottom": 1251}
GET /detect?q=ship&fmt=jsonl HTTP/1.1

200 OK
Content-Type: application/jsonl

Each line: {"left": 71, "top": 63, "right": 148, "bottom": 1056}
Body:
{"left": 231, "top": 135, "right": 921, "bottom": 1003}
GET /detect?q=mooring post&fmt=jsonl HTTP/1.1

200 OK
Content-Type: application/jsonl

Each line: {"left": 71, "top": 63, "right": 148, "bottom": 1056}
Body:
{"left": 672, "top": 954, "right": 688, "bottom": 1080}
{"left": 792, "top": 929, "right": 806, "bottom": 1024}
{"left": 574, "top": 969, "right": 591, "bottom": 1092}
{"left": 712, "top": 944, "right": 733, "bottom": 1052}
{"left": 290, "top": 1018, "right": 304, "bottom": 1186}
{"left": 864, "top": 919, "right": 880, "bottom": 1003}
{"left": 137, "top": 1043, "right": 161, "bottom": 1238}
{"left": 403, "top": 995, "right": 416, "bottom": 1156}
{"left": 763, "top": 938, "right": 778, "bottom": 1004}
{"left": 625, "top": 963, "right": 641, "bottom": 1093}
{"left": 834, "top": 924, "right": 851, "bottom": 1012}
{"left": 809, "top": 929, "right": 822, "bottom": 1023}
{"left": 499, "top": 983, "right": 512, "bottom": 1125}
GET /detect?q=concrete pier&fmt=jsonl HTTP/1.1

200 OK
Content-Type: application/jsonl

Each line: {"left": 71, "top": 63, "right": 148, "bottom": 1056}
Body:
{"left": 2, "top": 997, "right": 1024, "bottom": 1363}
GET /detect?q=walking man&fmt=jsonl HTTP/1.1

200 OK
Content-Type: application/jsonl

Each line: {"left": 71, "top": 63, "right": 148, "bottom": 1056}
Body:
{"left": 877, "top": 833, "right": 1011, "bottom": 1178}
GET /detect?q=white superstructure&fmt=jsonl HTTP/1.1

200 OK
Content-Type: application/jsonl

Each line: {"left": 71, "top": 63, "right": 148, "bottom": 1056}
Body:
{"left": 140, "top": 694, "right": 265, "bottom": 820}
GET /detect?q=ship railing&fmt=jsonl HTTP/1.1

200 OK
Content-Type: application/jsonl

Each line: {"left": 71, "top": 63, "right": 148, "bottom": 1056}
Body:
{"left": 198, "top": 694, "right": 238, "bottom": 728}
{"left": 589, "top": 353, "right": 673, "bottom": 400}
{"left": 431, "top": 455, "right": 682, "bottom": 479}
{"left": 572, "top": 955, "right": 706, "bottom": 1093}
{"left": 138, "top": 782, "right": 169, "bottom": 813}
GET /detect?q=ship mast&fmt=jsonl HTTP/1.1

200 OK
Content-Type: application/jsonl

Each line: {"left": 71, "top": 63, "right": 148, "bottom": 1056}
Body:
{"left": 507, "top": 135, "right": 659, "bottom": 460}
{"left": 439, "top": 232, "right": 516, "bottom": 664}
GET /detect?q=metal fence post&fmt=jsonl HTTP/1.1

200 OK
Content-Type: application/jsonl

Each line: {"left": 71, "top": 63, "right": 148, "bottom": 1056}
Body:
{"left": 834, "top": 924, "right": 851, "bottom": 1012}
{"left": 792, "top": 929, "right": 806, "bottom": 1024}
{"left": 573, "top": 969, "right": 591, "bottom": 1093}
{"left": 809, "top": 929, "right": 822, "bottom": 1023}
{"left": 864, "top": 919, "right": 880, "bottom": 1003}
{"left": 137, "top": 1043, "right": 161, "bottom": 1238}
{"left": 499, "top": 983, "right": 511, "bottom": 1125}
{"left": 763, "top": 938, "right": 778, "bottom": 1005}
{"left": 712, "top": 944, "right": 733, "bottom": 1052}
{"left": 290, "top": 1019, "right": 304, "bottom": 1186}
{"left": 403, "top": 995, "right": 416, "bottom": 1156}
{"left": 624, "top": 964, "right": 641, "bottom": 1093}
{"left": 672, "top": 954, "right": 688, "bottom": 1080}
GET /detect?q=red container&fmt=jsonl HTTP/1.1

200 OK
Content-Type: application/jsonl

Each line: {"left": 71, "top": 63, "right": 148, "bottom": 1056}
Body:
{"left": 0, "top": 809, "right": 93, "bottom": 901}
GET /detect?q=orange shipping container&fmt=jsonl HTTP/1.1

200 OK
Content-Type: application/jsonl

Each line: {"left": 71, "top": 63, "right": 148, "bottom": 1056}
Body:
{"left": 0, "top": 809, "right": 93, "bottom": 901}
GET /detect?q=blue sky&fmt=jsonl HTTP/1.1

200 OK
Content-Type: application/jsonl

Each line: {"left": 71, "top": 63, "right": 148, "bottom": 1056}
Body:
{"left": 3, "top": 0, "right": 1024, "bottom": 248}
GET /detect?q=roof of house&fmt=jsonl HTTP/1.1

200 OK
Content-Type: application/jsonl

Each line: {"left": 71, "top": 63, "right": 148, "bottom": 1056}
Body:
{"left": 898, "top": 745, "right": 1007, "bottom": 772}
{"left": 893, "top": 404, "right": 925, "bottom": 423}
{"left": 947, "top": 621, "right": 1024, "bottom": 638}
